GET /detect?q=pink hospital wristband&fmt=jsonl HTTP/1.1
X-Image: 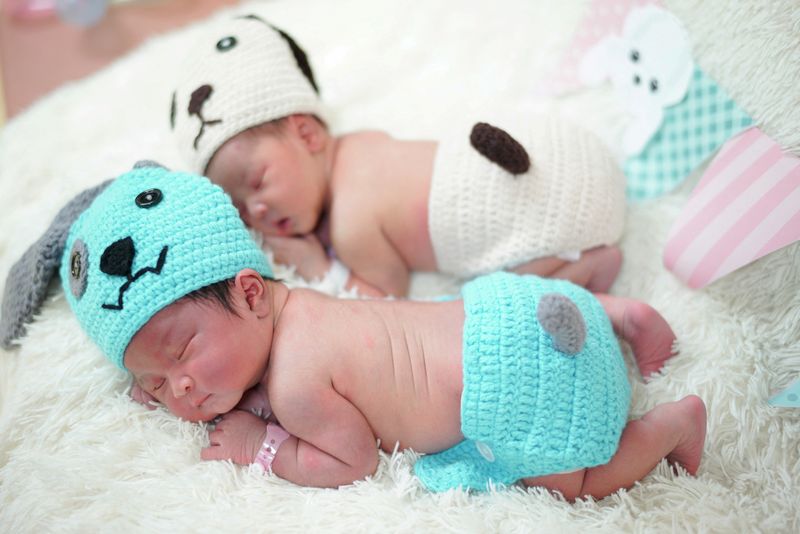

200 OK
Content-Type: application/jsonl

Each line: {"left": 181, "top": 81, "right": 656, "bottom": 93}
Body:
{"left": 254, "top": 422, "right": 291, "bottom": 473}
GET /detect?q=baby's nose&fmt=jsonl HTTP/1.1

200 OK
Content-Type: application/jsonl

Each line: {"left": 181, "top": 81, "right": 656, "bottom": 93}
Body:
{"left": 171, "top": 375, "right": 194, "bottom": 398}
{"left": 247, "top": 201, "right": 268, "bottom": 220}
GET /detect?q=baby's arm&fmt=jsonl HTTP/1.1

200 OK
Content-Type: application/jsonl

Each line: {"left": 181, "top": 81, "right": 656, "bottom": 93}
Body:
{"left": 202, "top": 384, "right": 378, "bottom": 488}
{"left": 270, "top": 385, "right": 379, "bottom": 488}
{"left": 263, "top": 233, "right": 331, "bottom": 282}
{"left": 262, "top": 233, "right": 394, "bottom": 298}
{"left": 334, "top": 220, "right": 411, "bottom": 298}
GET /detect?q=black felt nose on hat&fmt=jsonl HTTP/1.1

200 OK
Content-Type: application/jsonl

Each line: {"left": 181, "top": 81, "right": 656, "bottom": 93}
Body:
{"left": 100, "top": 237, "right": 136, "bottom": 278}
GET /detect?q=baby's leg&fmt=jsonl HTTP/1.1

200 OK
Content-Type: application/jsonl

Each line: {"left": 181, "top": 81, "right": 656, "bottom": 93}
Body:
{"left": 578, "top": 395, "right": 706, "bottom": 499}
{"left": 522, "top": 395, "right": 706, "bottom": 501}
{"left": 595, "top": 293, "right": 677, "bottom": 378}
{"left": 511, "top": 245, "right": 622, "bottom": 293}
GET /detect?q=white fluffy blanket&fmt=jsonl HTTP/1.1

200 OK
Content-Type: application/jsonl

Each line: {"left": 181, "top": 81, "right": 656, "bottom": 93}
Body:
{"left": 1, "top": 0, "right": 798, "bottom": 531}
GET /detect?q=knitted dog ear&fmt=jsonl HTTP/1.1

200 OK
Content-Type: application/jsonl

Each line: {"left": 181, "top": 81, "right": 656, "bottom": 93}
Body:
{"left": 537, "top": 293, "right": 586, "bottom": 354}
{"left": 240, "top": 14, "right": 319, "bottom": 94}
{"left": 469, "top": 122, "right": 531, "bottom": 175}
{"left": 132, "top": 160, "right": 167, "bottom": 170}
{"left": 0, "top": 179, "right": 113, "bottom": 349}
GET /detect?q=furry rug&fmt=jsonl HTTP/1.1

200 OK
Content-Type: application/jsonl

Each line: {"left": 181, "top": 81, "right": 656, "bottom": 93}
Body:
{"left": 1, "top": 0, "right": 798, "bottom": 531}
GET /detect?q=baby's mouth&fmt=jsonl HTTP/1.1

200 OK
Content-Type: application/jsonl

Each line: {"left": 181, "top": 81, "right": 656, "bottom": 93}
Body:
{"left": 276, "top": 217, "right": 291, "bottom": 234}
{"left": 194, "top": 394, "right": 211, "bottom": 408}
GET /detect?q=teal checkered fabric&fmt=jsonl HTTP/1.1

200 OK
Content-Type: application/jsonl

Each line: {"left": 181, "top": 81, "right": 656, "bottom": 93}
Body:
{"left": 624, "top": 66, "right": 753, "bottom": 201}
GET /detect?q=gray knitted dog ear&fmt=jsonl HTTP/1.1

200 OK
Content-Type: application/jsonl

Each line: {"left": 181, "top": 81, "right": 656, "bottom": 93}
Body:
{"left": 0, "top": 179, "right": 113, "bottom": 349}
{"left": 132, "top": 160, "right": 168, "bottom": 170}
{"left": 537, "top": 293, "right": 586, "bottom": 355}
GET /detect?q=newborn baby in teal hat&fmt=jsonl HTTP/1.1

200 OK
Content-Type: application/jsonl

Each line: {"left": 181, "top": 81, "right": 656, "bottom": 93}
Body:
{"left": 14, "top": 163, "right": 705, "bottom": 499}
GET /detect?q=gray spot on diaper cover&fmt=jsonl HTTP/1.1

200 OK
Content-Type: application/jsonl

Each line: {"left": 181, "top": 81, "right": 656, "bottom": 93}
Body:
{"left": 537, "top": 293, "right": 586, "bottom": 355}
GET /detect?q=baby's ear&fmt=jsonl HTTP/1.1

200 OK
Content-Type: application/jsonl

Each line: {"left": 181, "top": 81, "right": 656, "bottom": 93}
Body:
{"left": 234, "top": 268, "right": 271, "bottom": 317}
{"left": 0, "top": 180, "right": 113, "bottom": 349}
{"left": 290, "top": 114, "right": 326, "bottom": 153}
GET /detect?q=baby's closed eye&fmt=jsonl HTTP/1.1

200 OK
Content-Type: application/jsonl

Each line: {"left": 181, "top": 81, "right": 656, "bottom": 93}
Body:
{"left": 247, "top": 166, "right": 266, "bottom": 190}
{"left": 248, "top": 175, "right": 263, "bottom": 190}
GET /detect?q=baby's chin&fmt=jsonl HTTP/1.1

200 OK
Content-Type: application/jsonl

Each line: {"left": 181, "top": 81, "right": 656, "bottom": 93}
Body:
{"left": 180, "top": 403, "right": 230, "bottom": 423}
{"left": 177, "top": 408, "right": 219, "bottom": 423}
{"left": 198, "top": 411, "right": 222, "bottom": 423}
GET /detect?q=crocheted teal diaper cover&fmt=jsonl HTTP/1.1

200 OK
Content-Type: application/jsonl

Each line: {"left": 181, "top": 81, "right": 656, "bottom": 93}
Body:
{"left": 414, "top": 272, "right": 630, "bottom": 492}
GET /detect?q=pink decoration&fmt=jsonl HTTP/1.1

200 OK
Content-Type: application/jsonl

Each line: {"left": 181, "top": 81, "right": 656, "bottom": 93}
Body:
{"left": 535, "top": 0, "right": 661, "bottom": 97}
{"left": 5, "top": 0, "right": 56, "bottom": 20}
{"left": 664, "top": 127, "right": 800, "bottom": 288}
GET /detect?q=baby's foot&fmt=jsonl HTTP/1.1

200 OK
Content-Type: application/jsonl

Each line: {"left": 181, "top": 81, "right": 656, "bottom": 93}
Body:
{"left": 620, "top": 300, "right": 677, "bottom": 378}
{"left": 664, "top": 395, "right": 707, "bottom": 476}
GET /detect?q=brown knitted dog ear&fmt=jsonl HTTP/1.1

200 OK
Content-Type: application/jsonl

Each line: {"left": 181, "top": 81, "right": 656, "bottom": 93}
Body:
{"left": 469, "top": 122, "right": 531, "bottom": 175}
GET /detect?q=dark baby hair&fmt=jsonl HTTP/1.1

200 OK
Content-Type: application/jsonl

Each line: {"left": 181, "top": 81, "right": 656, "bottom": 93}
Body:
{"left": 182, "top": 274, "right": 279, "bottom": 317}
{"left": 183, "top": 279, "right": 240, "bottom": 317}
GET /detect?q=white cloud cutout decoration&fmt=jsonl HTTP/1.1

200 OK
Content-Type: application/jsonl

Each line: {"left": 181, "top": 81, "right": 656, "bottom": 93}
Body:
{"left": 579, "top": 5, "right": 694, "bottom": 156}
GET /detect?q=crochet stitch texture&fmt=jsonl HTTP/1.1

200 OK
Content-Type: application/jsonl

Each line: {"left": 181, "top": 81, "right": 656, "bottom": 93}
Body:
{"left": 60, "top": 165, "right": 272, "bottom": 369}
{"left": 414, "top": 272, "right": 631, "bottom": 492}
{"left": 428, "top": 116, "right": 626, "bottom": 277}
{"left": 171, "top": 15, "right": 325, "bottom": 174}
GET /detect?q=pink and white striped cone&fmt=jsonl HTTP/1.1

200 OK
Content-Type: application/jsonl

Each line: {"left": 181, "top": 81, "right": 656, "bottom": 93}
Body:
{"left": 664, "top": 127, "right": 800, "bottom": 289}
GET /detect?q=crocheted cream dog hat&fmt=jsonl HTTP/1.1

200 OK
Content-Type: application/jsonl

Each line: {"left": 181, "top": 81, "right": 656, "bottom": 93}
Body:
{"left": 170, "top": 14, "right": 325, "bottom": 174}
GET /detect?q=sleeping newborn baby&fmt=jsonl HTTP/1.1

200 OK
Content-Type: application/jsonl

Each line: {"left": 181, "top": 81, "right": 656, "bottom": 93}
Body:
{"left": 170, "top": 14, "right": 627, "bottom": 297}
{"left": 2, "top": 163, "right": 704, "bottom": 500}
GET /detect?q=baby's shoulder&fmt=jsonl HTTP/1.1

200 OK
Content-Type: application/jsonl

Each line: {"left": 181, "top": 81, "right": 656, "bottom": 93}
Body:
{"left": 268, "top": 293, "right": 347, "bottom": 395}
{"left": 342, "top": 129, "right": 394, "bottom": 146}
{"left": 335, "top": 130, "right": 395, "bottom": 171}
{"left": 328, "top": 172, "right": 386, "bottom": 244}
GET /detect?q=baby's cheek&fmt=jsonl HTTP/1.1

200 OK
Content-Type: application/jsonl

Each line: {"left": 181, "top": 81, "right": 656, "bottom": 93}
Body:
{"left": 204, "top": 344, "right": 251, "bottom": 387}
{"left": 201, "top": 357, "right": 238, "bottom": 386}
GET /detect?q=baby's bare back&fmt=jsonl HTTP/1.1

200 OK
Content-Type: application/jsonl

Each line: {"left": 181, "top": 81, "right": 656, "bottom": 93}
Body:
{"left": 271, "top": 289, "right": 466, "bottom": 455}
{"left": 329, "top": 132, "right": 439, "bottom": 272}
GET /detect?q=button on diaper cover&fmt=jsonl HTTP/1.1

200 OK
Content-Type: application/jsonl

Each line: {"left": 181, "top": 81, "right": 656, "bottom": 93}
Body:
{"left": 475, "top": 441, "right": 495, "bottom": 462}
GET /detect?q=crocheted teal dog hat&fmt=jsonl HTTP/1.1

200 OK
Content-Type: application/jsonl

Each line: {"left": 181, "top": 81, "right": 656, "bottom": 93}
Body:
{"left": 60, "top": 162, "right": 272, "bottom": 369}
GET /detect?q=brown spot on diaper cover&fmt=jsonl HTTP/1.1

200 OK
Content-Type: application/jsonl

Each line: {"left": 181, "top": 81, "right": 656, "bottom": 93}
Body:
{"left": 469, "top": 122, "right": 530, "bottom": 175}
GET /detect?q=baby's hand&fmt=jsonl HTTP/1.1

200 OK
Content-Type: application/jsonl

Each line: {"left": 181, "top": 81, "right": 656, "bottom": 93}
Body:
{"left": 129, "top": 380, "right": 158, "bottom": 410}
{"left": 235, "top": 383, "right": 272, "bottom": 420}
{"left": 202, "top": 409, "right": 267, "bottom": 465}
{"left": 263, "top": 233, "right": 330, "bottom": 281}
